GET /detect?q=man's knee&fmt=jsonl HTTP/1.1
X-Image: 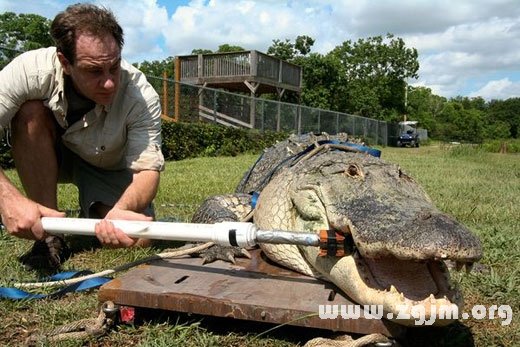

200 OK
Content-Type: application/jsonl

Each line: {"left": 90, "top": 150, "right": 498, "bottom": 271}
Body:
{"left": 11, "top": 100, "right": 57, "bottom": 141}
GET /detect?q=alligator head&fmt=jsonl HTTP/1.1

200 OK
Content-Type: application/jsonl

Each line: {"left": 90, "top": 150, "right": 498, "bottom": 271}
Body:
{"left": 254, "top": 149, "right": 482, "bottom": 326}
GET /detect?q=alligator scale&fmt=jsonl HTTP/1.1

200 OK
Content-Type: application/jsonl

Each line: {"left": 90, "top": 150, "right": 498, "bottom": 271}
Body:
{"left": 192, "top": 133, "right": 482, "bottom": 326}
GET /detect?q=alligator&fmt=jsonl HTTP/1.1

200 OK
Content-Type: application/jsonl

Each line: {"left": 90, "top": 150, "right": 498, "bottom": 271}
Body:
{"left": 192, "top": 133, "right": 482, "bottom": 326}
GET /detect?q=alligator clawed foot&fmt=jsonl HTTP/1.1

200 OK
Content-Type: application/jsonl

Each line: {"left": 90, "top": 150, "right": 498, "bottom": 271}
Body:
{"left": 18, "top": 235, "right": 71, "bottom": 273}
{"left": 198, "top": 245, "right": 251, "bottom": 265}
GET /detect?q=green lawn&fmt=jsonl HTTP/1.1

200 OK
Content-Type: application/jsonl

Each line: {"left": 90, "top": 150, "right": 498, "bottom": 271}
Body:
{"left": 0, "top": 145, "right": 518, "bottom": 346}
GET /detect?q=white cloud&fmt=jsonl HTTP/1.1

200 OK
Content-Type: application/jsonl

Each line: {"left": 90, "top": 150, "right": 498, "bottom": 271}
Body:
{"left": 93, "top": 0, "right": 169, "bottom": 62}
{"left": 470, "top": 78, "right": 520, "bottom": 100}
{"left": 157, "top": 0, "right": 520, "bottom": 99}
{"left": 164, "top": 0, "right": 317, "bottom": 54}
{"left": 3, "top": 0, "right": 520, "bottom": 99}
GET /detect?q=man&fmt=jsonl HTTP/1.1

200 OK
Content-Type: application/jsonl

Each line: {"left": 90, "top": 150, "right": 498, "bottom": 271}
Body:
{"left": 0, "top": 4, "right": 164, "bottom": 268}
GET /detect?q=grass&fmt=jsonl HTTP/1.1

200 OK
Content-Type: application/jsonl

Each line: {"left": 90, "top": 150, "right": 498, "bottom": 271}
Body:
{"left": 0, "top": 145, "right": 518, "bottom": 346}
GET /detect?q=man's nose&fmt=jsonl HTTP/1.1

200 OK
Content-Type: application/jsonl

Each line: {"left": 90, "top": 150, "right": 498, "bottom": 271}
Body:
{"left": 101, "top": 73, "right": 116, "bottom": 90}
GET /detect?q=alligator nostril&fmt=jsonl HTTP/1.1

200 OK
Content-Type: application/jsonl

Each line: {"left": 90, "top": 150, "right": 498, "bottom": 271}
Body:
{"left": 419, "top": 212, "right": 432, "bottom": 220}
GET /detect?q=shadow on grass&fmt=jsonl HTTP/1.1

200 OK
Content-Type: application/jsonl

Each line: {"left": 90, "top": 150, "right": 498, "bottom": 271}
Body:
{"left": 125, "top": 307, "right": 475, "bottom": 346}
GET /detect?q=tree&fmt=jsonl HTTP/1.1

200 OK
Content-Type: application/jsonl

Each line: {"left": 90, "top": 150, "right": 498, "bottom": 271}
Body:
{"left": 295, "top": 53, "right": 342, "bottom": 109}
{"left": 133, "top": 56, "right": 175, "bottom": 77}
{"left": 329, "top": 34, "right": 419, "bottom": 119}
{"left": 451, "top": 96, "right": 487, "bottom": 111}
{"left": 0, "top": 12, "right": 53, "bottom": 68}
{"left": 487, "top": 98, "right": 520, "bottom": 138}
{"left": 191, "top": 48, "right": 213, "bottom": 54}
{"left": 406, "top": 86, "right": 446, "bottom": 133}
{"left": 216, "top": 44, "right": 245, "bottom": 53}
{"left": 267, "top": 35, "right": 315, "bottom": 61}
{"left": 294, "top": 35, "right": 315, "bottom": 56}
{"left": 435, "top": 100, "right": 489, "bottom": 142}
{"left": 267, "top": 38, "right": 296, "bottom": 61}
{"left": 191, "top": 44, "right": 246, "bottom": 55}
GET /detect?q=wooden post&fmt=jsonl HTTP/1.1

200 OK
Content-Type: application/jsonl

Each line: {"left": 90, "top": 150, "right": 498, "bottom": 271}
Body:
{"left": 174, "top": 57, "right": 181, "bottom": 122}
{"left": 250, "top": 50, "right": 258, "bottom": 76}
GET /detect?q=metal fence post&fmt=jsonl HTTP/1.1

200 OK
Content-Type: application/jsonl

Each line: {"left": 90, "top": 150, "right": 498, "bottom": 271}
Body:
{"left": 318, "top": 109, "right": 321, "bottom": 133}
{"left": 276, "top": 102, "right": 281, "bottom": 132}
{"left": 213, "top": 90, "right": 217, "bottom": 122}
{"left": 297, "top": 104, "right": 302, "bottom": 135}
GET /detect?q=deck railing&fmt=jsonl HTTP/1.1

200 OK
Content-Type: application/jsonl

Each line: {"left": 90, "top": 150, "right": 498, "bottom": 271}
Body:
{"left": 178, "top": 50, "right": 301, "bottom": 90}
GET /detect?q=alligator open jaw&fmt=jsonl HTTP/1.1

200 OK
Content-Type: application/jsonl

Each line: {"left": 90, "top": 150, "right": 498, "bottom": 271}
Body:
{"left": 359, "top": 255, "right": 463, "bottom": 325}
{"left": 311, "top": 239, "right": 470, "bottom": 326}
{"left": 312, "top": 216, "right": 479, "bottom": 326}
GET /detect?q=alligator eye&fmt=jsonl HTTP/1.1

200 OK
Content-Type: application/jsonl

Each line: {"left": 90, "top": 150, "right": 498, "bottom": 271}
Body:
{"left": 346, "top": 164, "right": 361, "bottom": 177}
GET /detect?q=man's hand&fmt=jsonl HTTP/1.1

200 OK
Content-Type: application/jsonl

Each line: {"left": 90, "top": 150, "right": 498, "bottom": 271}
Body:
{"left": 95, "top": 207, "right": 153, "bottom": 248}
{"left": 1, "top": 195, "right": 65, "bottom": 240}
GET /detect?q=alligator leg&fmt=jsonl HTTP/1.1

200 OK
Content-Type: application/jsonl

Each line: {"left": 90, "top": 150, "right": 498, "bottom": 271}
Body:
{"left": 191, "top": 193, "right": 254, "bottom": 264}
{"left": 19, "top": 235, "right": 71, "bottom": 272}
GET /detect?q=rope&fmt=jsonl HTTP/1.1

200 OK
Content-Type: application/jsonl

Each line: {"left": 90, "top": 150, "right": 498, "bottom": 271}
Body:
{"left": 24, "top": 242, "right": 215, "bottom": 343}
{"left": 27, "top": 301, "right": 117, "bottom": 344}
{"left": 14, "top": 242, "right": 214, "bottom": 289}
{"left": 304, "top": 333, "right": 392, "bottom": 347}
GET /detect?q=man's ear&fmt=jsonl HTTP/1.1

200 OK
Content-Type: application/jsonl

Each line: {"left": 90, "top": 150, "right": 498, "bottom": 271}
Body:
{"left": 57, "top": 52, "right": 72, "bottom": 75}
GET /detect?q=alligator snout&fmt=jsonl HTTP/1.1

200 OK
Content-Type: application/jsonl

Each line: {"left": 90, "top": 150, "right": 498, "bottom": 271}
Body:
{"left": 348, "top": 207, "right": 482, "bottom": 263}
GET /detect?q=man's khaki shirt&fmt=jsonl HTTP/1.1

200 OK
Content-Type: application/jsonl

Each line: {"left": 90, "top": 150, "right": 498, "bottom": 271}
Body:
{"left": 0, "top": 47, "right": 164, "bottom": 172}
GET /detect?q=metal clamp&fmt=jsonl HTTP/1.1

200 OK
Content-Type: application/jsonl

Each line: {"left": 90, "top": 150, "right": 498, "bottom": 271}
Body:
{"left": 318, "top": 229, "right": 355, "bottom": 257}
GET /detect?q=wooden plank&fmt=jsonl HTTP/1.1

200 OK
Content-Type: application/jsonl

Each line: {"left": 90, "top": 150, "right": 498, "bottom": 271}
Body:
{"left": 99, "top": 250, "right": 405, "bottom": 338}
{"left": 199, "top": 105, "right": 253, "bottom": 128}
{"left": 198, "top": 111, "right": 238, "bottom": 128}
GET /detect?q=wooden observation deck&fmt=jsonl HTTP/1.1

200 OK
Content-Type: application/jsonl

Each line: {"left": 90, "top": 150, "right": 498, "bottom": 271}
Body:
{"left": 176, "top": 50, "right": 302, "bottom": 97}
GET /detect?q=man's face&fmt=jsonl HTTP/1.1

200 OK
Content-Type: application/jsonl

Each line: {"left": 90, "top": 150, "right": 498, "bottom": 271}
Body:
{"left": 58, "top": 32, "right": 121, "bottom": 106}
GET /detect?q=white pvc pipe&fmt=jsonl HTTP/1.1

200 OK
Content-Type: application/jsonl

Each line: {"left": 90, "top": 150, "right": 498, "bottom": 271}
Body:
{"left": 41, "top": 217, "right": 258, "bottom": 247}
{"left": 41, "top": 217, "right": 321, "bottom": 248}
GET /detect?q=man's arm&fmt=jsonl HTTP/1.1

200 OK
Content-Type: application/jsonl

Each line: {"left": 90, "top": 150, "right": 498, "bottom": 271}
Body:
{"left": 0, "top": 170, "right": 65, "bottom": 240}
{"left": 94, "top": 169, "right": 160, "bottom": 248}
{"left": 114, "top": 169, "right": 160, "bottom": 213}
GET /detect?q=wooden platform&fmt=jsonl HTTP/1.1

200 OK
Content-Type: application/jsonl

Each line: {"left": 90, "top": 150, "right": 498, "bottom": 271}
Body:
{"left": 98, "top": 249, "right": 405, "bottom": 338}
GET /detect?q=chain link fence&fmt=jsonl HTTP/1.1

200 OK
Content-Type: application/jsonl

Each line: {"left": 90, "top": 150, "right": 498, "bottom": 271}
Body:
{"left": 0, "top": 46, "right": 388, "bottom": 146}
{"left": 148, "top": 76, "right": 388, "bottom": 146}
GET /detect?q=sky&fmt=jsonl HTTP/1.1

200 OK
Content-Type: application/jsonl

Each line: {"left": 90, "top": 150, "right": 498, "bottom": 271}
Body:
{"left": 2, "top": 0, "right": 520, "bottom": 100}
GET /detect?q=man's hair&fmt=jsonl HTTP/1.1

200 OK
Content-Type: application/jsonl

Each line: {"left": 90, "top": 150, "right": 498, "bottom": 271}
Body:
{"left": 50, "top": 3, "right": 124, "bottom": 63}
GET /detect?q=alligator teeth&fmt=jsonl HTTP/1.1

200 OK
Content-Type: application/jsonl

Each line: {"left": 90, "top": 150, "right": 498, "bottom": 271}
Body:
{"left": 390, "top": 285, "right": 398, "bottom": 293}
{"left": 400, "top": 292, "right": 405, "bottom": 302}
{"left": 429, "top": 294, "right": 436, "bottom": 304}
{"left": 465, "top": 262, "right": 474, "bottom": 273}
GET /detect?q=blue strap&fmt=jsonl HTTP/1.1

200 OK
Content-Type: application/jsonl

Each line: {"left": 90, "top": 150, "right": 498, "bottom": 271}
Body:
{"left": 341, "top": 142, "right": 381, "bottom": 157}
{"left": 298, "top": 140, "right": 381, "bottom": 159}
{"left": 0, "top": 271, "right": 111, "bottom": 300}
{"left": 251, "top": 191, "right": 260, "bottom": 209}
